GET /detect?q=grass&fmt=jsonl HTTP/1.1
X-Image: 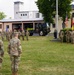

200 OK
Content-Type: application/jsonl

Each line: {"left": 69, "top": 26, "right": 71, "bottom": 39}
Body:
{"left": 0, "top": 36, "right": 74, "bottom": 75}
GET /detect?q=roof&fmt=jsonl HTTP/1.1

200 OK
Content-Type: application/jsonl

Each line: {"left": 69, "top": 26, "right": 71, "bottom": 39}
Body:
{"left": 14, "top": 1, "right": 24, "bottom": 4}
{"left": 0, "top": 18, "right": 43, "bottom": 23}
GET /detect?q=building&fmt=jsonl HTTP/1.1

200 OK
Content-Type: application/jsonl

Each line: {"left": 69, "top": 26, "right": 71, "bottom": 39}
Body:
{"left": 14, "top": 1, "right": 43, "bottom": 19}
{"left": 0, "top": 1, "right": 43, "bottom": 32}
{"left": 0, "top": 1, "right": 73, "bottom": 33}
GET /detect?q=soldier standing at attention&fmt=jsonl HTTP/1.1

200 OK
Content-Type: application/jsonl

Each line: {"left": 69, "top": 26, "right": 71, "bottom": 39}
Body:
{"left": 18, "top": 30, "right": 21, "bottom": 39}
{"left": 1, "top": 31, "right": 5, "bottom": 41}
{"left": 0, "top": 40, "right": 4, "bottom": 69}
{"left": 26, "top": 29, "right": 29, "bottom": 41}
{"left": 7, "top": 32, "right": 22, "bottom": 75}
{"left": 21, "top": 30, "right": 25, "bottom": 40}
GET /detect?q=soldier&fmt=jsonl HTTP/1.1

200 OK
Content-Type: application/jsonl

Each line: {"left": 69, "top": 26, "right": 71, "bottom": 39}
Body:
{"left": 7, "top": 32, "right": 22, "bottom": 75}
{"left": 59, "top": 30, "right": 64, "bottom": 42}
{"left": 10, "top": 30, "right": 13, "bottom": 39}
{"left": 1, "top": 30, "right": 5, "bottom": 41}
{"left": 6, "top": 30, "right": 11, "bottom": 41}
{"left": 71, "top": 31, "right": 74, "bottom": 44}
{"left": 21, "top": 30, "right": 25, "bottom": 40}
{"left": 65, "top": 30, "right": 71, "bottom": 43}
{"left": 26, "top": 29, "right": 29, "bottom": 41}
{"left": 18, "top": 30, "right": 21, "bottom": 39}
{"left": 0, "top": 40, "right": 4, "bottom": 69}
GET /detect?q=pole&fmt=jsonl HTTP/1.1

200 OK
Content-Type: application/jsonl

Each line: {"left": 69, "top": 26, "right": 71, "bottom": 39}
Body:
{"left": 56, "top": 0, "right": 58, "bottom": 38}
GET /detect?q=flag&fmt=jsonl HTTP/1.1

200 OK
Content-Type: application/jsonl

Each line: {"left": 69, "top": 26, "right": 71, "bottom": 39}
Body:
{"left": 64, "top": 15, "right": 68, "bottom": 27}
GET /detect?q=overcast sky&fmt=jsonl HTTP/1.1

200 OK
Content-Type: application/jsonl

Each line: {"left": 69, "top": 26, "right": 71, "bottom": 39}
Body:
{"left": 0, "top": 0, "right": 38, "bottom": 19}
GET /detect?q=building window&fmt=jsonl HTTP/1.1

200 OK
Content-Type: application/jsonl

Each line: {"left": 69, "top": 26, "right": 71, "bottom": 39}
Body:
{"left": 16, "top": 12, "right": 18, "bottom": 14}
{"left": 36, "top": 13, "right": 40, "bottom": 18}
{"left": 23, "top": 14, "right": 27, "bottom": 16}
{"left": 21, "top": 14, "right": 22, "bottom": 16}
{"left": 0, "top": 24, "right": 2, "bottom": 29}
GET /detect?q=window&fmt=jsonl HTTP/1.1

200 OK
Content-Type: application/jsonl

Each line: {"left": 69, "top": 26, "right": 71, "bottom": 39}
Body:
{"left": 36, "top": 13, "right": 40, "bottom": 18}
{"left": 23, "top": 14, "right": 27, "bottom": 16}
{"left": 0, "top": 24, "right": 2, "bottom": 29}
{"left": 16, "top": 12, "right": 18, "bottom": 14}
{"left": 21, "top": 14, "right": 22, "bottom": 16}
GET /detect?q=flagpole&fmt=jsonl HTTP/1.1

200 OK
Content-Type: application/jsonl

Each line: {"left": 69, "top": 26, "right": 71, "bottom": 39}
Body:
{"left": 56, "top": 0, "right": 58, "bottom": 38}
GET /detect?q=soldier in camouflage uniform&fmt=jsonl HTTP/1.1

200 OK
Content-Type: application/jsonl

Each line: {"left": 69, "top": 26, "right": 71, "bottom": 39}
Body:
{"left": 7, "top": 32, "right": 22, "bottom": 75}
{"left": 70, "top": 31, "right": 74, "bottom": 44}
{"left": 26, "top": 29, "right": 29, "bottom": 41}
{"left": 1, "top": 31, "right": 5, "bottom": 41}
{"left": 6, "top": 30, "right": 11, "bottom": 41}
{"left": 10, "top": 30, "right": 13, "bottom": 39}
{"left": 65, "top": 30, "right": 71, "bottom": 43}
{"left": 21, "top": 30, "right": 25, "bottom": 40}
{"left": 59, "top": 30, "right": 64, "bottom": 42}
{"left": 0, "top": 40, "right": 4, "bottom": 69}
{"left": 18, "top": 30, "right": 21, "bottom": 39}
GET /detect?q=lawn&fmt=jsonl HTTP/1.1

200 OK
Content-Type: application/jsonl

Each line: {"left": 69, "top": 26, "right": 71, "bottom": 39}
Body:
{"left": 0, "top": 36, "right": 74, "bottom": 75}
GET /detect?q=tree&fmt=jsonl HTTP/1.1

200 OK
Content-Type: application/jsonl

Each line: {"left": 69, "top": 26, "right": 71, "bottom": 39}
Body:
{"left": 36, "top": 0, "right": 55, "bottom": 24}
{"left": 36, "top": 0, "right": 72, "bottom": 25}
{"left": 0, "top": 12, "right": 6, "bottom": 20}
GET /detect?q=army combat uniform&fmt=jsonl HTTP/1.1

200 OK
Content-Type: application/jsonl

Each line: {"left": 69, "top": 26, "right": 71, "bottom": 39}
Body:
{"left": 6, "top": 30, "right": 11, "bottom": 41}
{"left": 8, "top": 36, "right": 22, "bottom": 75}
{"left": 0, "top": 40, "right": 4, "bottom": 68}
{"left": 18, "top": 31, "right": 21, "bottom": 39}
{"left": 1, "top": 31, "right": 5, "bottom": 41}
{"left": 26, "top": 29, "right": 29, "bottom": 41}
{"left": 21, "top": 30, "right": 25, "bottom": 40}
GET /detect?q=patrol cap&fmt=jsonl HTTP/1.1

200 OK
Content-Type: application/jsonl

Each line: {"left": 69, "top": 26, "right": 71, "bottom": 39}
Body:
{"left": 13, "top": 32, "right": 19, "bottom": 37}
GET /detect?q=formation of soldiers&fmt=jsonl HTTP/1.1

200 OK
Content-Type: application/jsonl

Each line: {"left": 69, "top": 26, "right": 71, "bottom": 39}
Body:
{"left": 0, "top": 29, "right": 29, "bottom": 41}
{"left": 59, "top": 30, "right": 74, "bottom": 43}
{"left": 0, "top": 29, "right": 29, "bottom": 75}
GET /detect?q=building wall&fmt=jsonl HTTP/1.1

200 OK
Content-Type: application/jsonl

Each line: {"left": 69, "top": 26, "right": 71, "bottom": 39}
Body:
{"left": 3, "top": 23, "right": 12, "bottom": 31}
{"left": 14, "top": 1, "right": 43, "bottom": 19}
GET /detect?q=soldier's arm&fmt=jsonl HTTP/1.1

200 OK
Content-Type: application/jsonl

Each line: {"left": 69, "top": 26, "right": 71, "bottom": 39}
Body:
{"left": 18, "top": 40, "right": 22, "bottom": 55}
{"left": 1, "top": 41, "right": 4, "bottom": 56}
{"left": 7, "top": 42, "right": 11, "bottom": 54}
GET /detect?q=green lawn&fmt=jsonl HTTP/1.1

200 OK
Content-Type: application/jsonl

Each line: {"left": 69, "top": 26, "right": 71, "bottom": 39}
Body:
{"left": 0, "top": 36, "right": 74, "bottom": 75}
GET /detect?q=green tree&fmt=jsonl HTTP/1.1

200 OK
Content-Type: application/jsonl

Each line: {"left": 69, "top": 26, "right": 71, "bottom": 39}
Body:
{"left": 36, "top": 0, "right": 72, "bottom": 25}
{"left": 0, "top": 12, "right": 6, "bottom": 20}
{"left": 36, "top": 0, "right": 55, "bottom": 24}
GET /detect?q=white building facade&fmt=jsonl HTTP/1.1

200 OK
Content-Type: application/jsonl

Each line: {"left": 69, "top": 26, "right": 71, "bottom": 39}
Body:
{"left": 14, "top": 1, "right": 43, "bottom": 20}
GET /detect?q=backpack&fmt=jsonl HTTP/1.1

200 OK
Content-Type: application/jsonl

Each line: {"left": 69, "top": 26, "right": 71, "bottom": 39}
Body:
{"left": 10, "top": 39, "right": 19, "bottom": 57}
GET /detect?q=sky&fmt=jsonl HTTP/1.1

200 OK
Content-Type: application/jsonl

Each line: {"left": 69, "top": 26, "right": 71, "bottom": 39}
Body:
{"left": 0, "top": 0, "right": 38, "bottom": 19}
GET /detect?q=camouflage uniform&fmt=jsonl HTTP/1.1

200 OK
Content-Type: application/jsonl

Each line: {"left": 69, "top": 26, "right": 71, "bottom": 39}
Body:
{"left": 1, "top": 31, "right": 5, "bottom": 41}
{"left": 59, "top": 31, "right": 64, "bottom": 42}
{"left": 8, "top": 34, "right": 22, "bottom": 74}
{"left": 0, "top": 40, "right": 4, "bottom": 68}
{"left": 65, "top": 30, "right": 71, "bottom": 43}
{"left": 21, "top": 30, "right": 25, "bottom": 40}
{"left": 71, "top": 31, "right": 74, "bottom": 44}
{"left": 26, "top": 29, "right": 29, "bottom": 41}
{"left": 18, "top": 31, "right": 21, "bottom": 39}
{"left": 10, "top": 30, "right": 13, "bottom": 39}
{"left": 6, "top": 30, "right": 11, "bottom": 41}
